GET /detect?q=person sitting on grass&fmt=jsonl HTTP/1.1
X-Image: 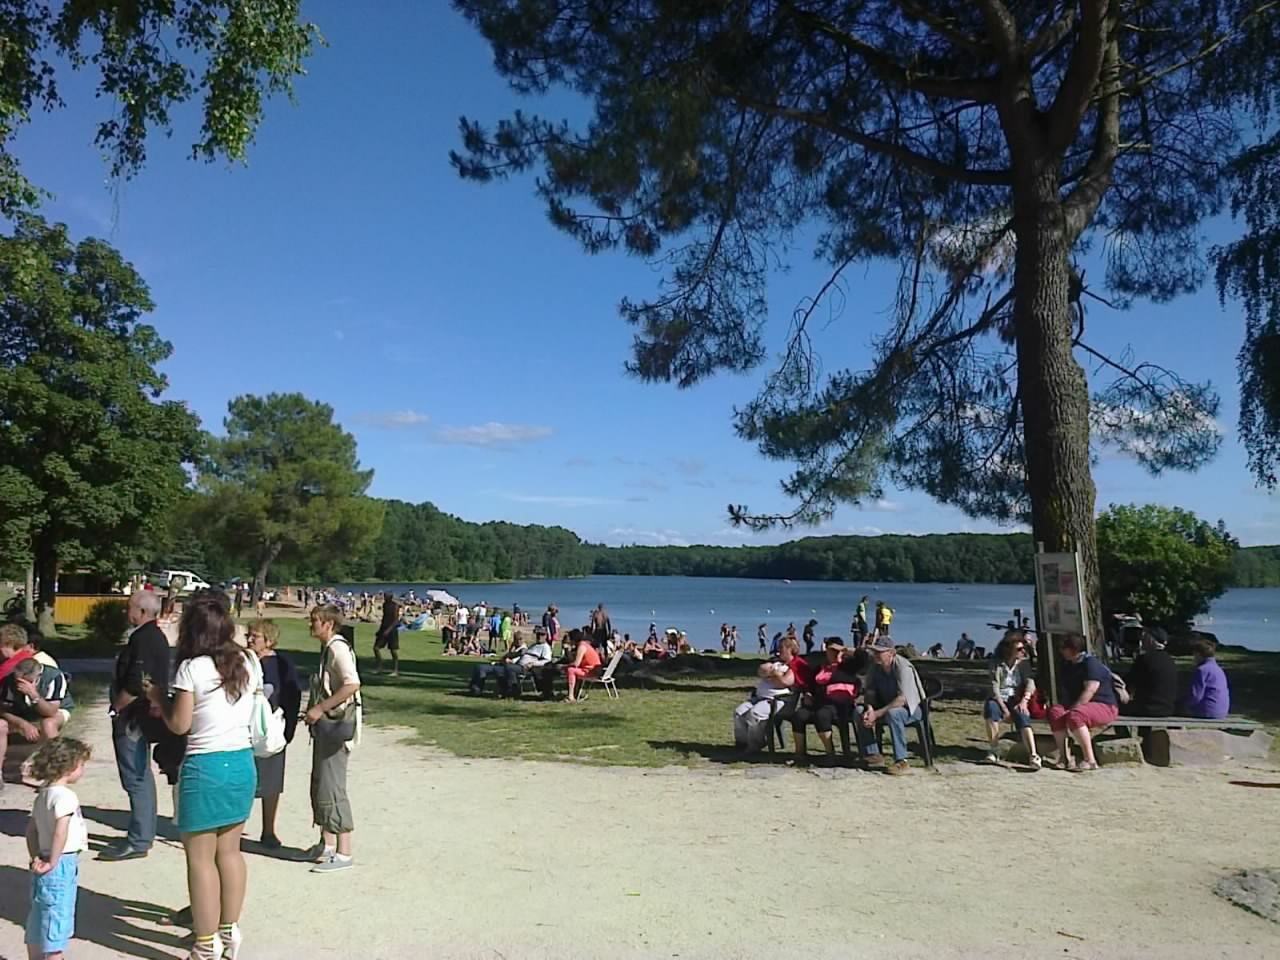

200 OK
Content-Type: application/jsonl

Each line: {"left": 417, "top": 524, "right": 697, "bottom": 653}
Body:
{"left": 468, "top": 631, "right": 529, "bottom": 696}
{"left": 1183, "top": 638, "right": 1231, "bottom": 719}
{"left": 1047, "top": 633, "right": 1119, "bottom": 772}
{"left": 791, "top": 639, "right": 866, "bottom": 766}
{"left": 1, "top": 635, "right": 74, "bottom": 784}
{"left": 733, "top": 659, "right": 796, "bottom": 755}
{"left": 984, "top": 633, "right": 1040, "bottom": 768}
{"left": 858, "top": 635, "right": 927, "bottom": 775}
{"left": 562, "top": 629, "right": 603, "bottom": 703}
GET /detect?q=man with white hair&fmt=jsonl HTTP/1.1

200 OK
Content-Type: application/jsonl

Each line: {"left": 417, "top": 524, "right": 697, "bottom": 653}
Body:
{"left": 100, "top": 589, "right": 172, "bottom": 861}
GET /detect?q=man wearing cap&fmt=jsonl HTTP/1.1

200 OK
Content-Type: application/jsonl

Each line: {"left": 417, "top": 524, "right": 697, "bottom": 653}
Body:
{"left": 858, "top": 635, "right": 927, "bottom": 774}
{"left": 1121, "top": 627, "right": 1178, "bottom": 718}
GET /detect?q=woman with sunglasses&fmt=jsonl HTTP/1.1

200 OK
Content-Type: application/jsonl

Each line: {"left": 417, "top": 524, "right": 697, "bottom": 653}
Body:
{"left": 984, "top": 632, "right": 1041, "bottom": 768}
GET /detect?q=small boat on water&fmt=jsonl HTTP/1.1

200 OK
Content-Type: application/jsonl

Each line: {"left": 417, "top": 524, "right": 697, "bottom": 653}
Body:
{"left": 782, "top": 579, "right": 792, "bottom": 584}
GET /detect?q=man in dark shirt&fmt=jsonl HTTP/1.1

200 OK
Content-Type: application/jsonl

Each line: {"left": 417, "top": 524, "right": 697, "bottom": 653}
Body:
{"left": 1122, "top": 627, "right": 1178, "bottom": 717}
{"left": 101, "top": 589, "right": 172, "bottom": 861}
{"left": 373, "top": 592, "right": 401, "bottom": 676}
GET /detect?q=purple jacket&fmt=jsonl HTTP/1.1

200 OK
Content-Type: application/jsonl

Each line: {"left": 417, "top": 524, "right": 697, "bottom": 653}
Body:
{"left": 1185, "top": 658, "right": 1230, "bottom": 719}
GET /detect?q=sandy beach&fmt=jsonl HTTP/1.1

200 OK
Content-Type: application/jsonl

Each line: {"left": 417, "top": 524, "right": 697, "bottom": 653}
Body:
{"left": 2, "top": 705, "right": 1278, "bottom": 959}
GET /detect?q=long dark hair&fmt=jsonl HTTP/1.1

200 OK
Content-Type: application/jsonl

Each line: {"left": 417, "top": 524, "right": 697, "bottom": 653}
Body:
{"left": 177, "top": 596, "right": 250, "bottom": 702}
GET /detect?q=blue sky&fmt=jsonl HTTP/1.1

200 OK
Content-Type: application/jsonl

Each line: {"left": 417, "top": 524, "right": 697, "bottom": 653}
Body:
{"left": 14, "top": 2, "right": 1280, "bottom": 547}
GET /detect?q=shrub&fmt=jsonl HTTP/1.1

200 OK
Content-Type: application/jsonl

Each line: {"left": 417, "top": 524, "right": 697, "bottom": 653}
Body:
{"left": 84, "top": 599, "right": 129, "bottom": 645}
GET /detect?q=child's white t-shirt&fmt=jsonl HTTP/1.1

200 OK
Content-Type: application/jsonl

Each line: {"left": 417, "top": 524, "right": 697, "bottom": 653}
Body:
{"left": 33, "top": 785, "right": 88, "bottom": 858}
{"left": 172, "top": 653, "right": 261, "bottom": 755}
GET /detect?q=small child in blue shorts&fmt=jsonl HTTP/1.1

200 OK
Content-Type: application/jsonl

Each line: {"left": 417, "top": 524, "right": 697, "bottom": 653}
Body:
{"left": 25, "top": 737, "right": 91, "bottom": 960}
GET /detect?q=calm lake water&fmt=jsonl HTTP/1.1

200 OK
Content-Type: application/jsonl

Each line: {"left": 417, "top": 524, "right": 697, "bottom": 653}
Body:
{"left": 335, "top": 576, "right": 1280, "bottom": 654}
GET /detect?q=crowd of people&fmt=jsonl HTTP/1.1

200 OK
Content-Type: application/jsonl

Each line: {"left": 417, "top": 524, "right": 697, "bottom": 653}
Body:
{"left": 1, "top": 590, "right": 363, "bottom": 960}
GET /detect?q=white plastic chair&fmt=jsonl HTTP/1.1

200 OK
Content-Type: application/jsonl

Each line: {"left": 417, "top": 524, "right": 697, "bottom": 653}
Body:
{"left": 580, "top": 649, "right": 624, "bottom": 700}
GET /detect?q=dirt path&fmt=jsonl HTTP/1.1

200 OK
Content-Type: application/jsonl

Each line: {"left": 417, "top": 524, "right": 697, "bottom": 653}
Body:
{"left": 2, "top": 711, "right": 1278, "bottom": 959}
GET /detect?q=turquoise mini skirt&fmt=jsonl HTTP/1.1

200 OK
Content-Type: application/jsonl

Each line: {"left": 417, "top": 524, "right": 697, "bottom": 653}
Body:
{"left": 177, "top": 749, "right": 257, "bottom": 834}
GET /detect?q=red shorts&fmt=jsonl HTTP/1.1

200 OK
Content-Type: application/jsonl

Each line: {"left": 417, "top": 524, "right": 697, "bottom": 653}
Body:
{"left": 1047, "top": 702, "right": 1119, "bottom": 732}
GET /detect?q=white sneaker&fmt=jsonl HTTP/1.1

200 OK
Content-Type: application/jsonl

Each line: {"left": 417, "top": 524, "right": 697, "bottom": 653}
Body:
{"left": 983, "top": 752, "right": 999, "bottom": 764}
{"left": 221, "top": 924, "right": 242, "bottom": 960}
{"left": 1029, "top": 754, "right": 1043, "bottom": 770}
{"left": 187, "top": 934, "right": 223, "bottom": 960}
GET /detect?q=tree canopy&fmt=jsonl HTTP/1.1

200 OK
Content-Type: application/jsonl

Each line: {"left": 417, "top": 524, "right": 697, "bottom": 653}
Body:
{"left": 1095, "top": 503, "right": 1235, "bottom": 626}
{"left": 194, "top": 393, "right": 382, "bottom": 598}
{"left": 452, "top": 0, "right": 1274, "bottom": 652}
{"left": 0, "top": 0, "right": 318, "bottom": 214}
{"left": 0, "top": 214, "right": 201, "bottom": 630}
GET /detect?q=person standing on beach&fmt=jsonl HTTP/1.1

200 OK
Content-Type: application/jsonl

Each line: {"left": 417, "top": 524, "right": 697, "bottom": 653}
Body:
{"left": 757, "top": 624, "right": 768, "bottom": 654}
{"left": 101, "top": 590, "right": 171, "bottom": 862}
{"left": 590, "top": 604, "right": 612, "bottom": 654}
{"left": 802, "top": 619, "right": 818, "bottom": 655}
{"left": 372, "top": 592, "right": 400, "bottom": 677}
{"left": 304, "top": 605, "right": 362, "bottom": 873}
{"left": 855, "top": 597, "right": 869, "bottom": 642}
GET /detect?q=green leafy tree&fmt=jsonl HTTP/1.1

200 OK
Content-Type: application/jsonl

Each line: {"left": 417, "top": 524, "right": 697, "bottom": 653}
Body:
{"left": 451, "top": 1, "right": 1272, "bottom": 650}
{"left": 1095, "top": 504, "right": 1235, "bottom": 627}
{"left": 196, "top": 394, "right": 383, "bottom": 599}
{"left": 0, "top": 215, "right": 201, "bottom": 631}
{"left": 0, "top": 1, "right": 318, "bottom": 215}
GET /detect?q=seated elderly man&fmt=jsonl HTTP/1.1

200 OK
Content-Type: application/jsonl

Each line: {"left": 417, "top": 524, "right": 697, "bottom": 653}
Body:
{"left": 468, "top": 631, "right": 529, "bottom": 695}
{"left": 858, "top": 635, "right": 927, "bottom": 775}
{"left": 495, "top": 628, "right": 554, "bottom": 698}
{"left": 0, "top": 624, "right": 74, "bottom": 782}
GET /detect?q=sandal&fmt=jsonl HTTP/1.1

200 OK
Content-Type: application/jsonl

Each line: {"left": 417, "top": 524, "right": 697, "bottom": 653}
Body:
{"left": 1074, "top": 760, "right": 1099, "bottom": 772}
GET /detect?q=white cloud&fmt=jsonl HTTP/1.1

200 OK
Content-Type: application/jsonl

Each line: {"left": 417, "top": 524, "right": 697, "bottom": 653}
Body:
{"left": 503, "top": 493, "right": 620, "bottom": 507}
{"left": 868, "top": 498, "right": 905, "bottom": 513}
{"left": 355, "top": 410, "right": 430, "bottom": 429}
{"left": 434, "top": 422, "right": 553, "bottom": 447}
{"left": 609, "top": 527, "right": 690, "bottom": 547}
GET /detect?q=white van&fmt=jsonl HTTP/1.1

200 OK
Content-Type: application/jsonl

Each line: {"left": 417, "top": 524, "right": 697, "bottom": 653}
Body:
{"left": 157, "top": 570, "right": 213, "bottom": 593}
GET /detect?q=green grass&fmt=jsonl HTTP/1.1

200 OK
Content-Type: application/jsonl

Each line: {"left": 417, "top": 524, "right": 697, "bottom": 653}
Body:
{"left": 26, "top": 608, "right": 1280, "bottom": 768}
{"left": 266, "top": 619, "right": 1280, "bottom": 768}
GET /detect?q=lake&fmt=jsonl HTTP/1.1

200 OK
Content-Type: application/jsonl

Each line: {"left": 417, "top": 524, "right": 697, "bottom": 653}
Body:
{"left": 334, "top": 576, "right": 1280, "bottom": 654}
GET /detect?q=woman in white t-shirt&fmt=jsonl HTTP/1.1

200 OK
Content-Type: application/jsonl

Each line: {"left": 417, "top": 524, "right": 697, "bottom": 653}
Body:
{"left": 147, "top": 596, "right": 260, "bottom": 960}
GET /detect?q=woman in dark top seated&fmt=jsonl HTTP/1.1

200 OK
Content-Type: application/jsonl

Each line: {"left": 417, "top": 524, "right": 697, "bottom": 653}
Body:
{"left": 1047, "top": 633, "right": 1119, "bottom": 772}
{"left": 246, "top": 621, "right": 302, "bottom": 847}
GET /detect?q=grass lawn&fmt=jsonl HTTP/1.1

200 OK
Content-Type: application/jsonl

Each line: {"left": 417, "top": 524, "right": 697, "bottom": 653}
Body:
{"left": 261, "top": 619, "right": 1279, "bottom": 768}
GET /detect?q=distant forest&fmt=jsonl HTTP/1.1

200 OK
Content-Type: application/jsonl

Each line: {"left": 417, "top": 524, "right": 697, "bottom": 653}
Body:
{"left": 160, "top": 498, "right": 1280, "bottom": 588}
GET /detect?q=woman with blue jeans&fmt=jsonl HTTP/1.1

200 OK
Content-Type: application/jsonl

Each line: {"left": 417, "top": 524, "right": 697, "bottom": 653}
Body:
{"left": 984, "top": 634, "right": 1040, "bottom": 768}
{"left": 148, "top": 597, "right": 260, "bottom": 960}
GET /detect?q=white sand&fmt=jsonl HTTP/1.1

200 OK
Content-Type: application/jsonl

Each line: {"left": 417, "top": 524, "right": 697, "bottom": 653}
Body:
{"left": 2, "top": 712, "right": 1278, "bottom": 959}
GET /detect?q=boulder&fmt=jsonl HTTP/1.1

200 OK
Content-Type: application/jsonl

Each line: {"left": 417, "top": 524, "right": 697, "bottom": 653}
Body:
{"left": 996, "top": 733, "right": 1058, "bottom": 765}
{"left": 1094, "top": 736, "right": 1145, "bottom": 765}
{"left": 1165, "top": 728, "right": 1274, "bottom": 766}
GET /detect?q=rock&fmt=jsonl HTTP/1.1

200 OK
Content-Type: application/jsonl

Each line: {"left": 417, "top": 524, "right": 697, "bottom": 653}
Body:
{"left": 1094, "top": 736, "right": 1145, "bottom": 765}
{"left": 996, "top": 733, "right": 1058, "bottom": 765}
{"left": 1164, "top": 728, "right": 1274, "bottom": 766}
{"left": 1215, "top": 868, "right": 1280, "bottom": 924}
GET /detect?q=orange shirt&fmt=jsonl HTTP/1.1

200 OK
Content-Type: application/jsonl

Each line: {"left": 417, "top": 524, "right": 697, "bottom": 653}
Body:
{"left": 576, "top": 641, "right": 602, "bottom": 673}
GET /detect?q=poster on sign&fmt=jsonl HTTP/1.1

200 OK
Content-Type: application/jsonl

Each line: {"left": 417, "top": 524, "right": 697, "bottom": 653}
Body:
{"left": 1033, "top": 551, "right": 1085, "bottom": 635}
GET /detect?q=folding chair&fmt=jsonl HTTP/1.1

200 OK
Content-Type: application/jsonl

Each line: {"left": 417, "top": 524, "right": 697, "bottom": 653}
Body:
{"left": 579, "top": 649, "right": 624, "bottom": 700}
{"left": 861, "top": 676, "right": 943, "bottom": 766}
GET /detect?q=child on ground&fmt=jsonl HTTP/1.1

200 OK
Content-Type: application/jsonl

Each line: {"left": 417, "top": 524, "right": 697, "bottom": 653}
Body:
{"left": 25, "top": 737, "right": 91, "bottom": 960}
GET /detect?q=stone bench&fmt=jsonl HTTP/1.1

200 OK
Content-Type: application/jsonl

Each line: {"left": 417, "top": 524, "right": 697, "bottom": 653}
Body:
{"left": 1005, "top": 715, "right": 1271, "bottom": 767}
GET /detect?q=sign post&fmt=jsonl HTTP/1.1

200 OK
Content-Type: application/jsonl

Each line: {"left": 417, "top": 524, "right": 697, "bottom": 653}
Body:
{"left": 1033, "top": 546, "right": 1088, "bottom": 706}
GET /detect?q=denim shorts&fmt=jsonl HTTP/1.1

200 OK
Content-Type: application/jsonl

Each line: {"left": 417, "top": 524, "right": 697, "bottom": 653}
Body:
{"left": 27, "top": 852, "right": 78, "bottom": 953}
{"left": 177, "top": 749, "right": 256, "bottom": 834}
{"left": 984, "top": 697, "right": 1031, "bottom": 731}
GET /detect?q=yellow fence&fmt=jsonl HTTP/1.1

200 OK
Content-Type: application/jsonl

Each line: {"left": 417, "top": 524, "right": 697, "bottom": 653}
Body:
{"left": 54, "top": 594, "right": 125, "bottom": 626}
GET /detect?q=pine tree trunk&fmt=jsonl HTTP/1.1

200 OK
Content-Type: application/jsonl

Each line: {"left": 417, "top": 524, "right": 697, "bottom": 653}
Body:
{"left": 23, "top": 561, "right": 35, "bottom": 621}
{"left": 34, "top": 545, "right": 58, "bottom": 636}
{"left": 252, "top": 542, "right": 282, "bottom": 605}
{"left": 1012, "top": 188, "right": 1105, "bottom": 675}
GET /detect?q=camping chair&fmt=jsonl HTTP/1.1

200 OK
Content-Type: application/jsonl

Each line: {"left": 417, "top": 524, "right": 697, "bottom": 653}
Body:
{"left": 854, "top": 676, "right": 944, "bottom": 767}
{"left": 579, "top": 649, "right": 624, "bottom": 700}
{"left": 765, "top": 692, "right": 799, "bottom": 755}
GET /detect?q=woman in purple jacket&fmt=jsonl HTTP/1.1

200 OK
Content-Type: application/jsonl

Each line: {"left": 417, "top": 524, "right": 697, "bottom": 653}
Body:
{"left": 1184, "top": 639, "right": 1231, "bottom": 719}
